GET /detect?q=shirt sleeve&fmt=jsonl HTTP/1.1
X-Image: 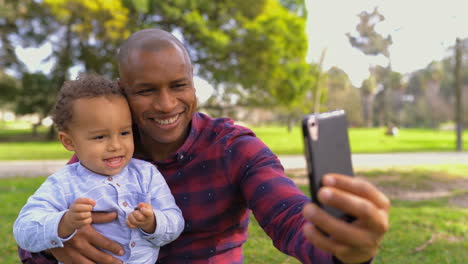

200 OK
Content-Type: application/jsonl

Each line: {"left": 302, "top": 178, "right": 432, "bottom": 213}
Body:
{"left": 140, "top": 164, "right": 184, "bottom": 247}
{"left": 13, "top": 172, "right": 71, "bottom": 253}
{"left": 18, "top": 247, "right": 58, "bottom": 264}
{"left": 228, "top": 134, "right": 338, "bottom": 264}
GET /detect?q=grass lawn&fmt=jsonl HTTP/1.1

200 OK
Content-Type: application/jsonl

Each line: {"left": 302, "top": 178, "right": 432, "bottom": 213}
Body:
{"left": 1, "top": 166, "right": 467, "bottom": 263}
{"left": 251, "top": 126, "right": 468, "bottom": 155}
{"left": 1, "top": 124, "right": 468, "bottom": 160}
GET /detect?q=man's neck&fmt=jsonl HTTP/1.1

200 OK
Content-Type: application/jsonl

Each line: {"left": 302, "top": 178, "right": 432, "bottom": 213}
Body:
{"left": 137, "top": 131, "right": 187, "bottom": 162}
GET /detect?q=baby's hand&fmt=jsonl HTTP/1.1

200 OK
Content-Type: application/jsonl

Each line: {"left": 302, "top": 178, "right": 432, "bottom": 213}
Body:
{"left": 126, "top": 202, "right": 156, "bottom": 233}
{"left": 59, "top": 197, "right": 96, "bottom": 237}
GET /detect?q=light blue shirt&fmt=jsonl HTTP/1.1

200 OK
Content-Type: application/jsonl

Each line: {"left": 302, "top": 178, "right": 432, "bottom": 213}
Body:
{"left": 14, "top": 158, "right": 184, "bottom": 264}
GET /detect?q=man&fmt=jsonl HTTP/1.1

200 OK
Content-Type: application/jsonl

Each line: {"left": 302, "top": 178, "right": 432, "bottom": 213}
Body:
{"left": 20, "top": 28, "right": 389, "bottom": 264}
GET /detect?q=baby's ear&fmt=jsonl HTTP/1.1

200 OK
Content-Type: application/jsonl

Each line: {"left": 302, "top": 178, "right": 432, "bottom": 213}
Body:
{"left": 58, "top": 131, "right": 75, "bottom": 151}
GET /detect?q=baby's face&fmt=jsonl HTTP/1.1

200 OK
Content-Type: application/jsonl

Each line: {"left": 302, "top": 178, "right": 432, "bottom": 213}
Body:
{"left": 60, "top": 95, "right": 134, "bottom": 176}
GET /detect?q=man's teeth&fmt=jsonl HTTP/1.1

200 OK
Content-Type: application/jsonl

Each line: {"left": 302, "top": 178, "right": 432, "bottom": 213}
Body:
{"left": 154, "top": 115, "right": 179, "bottom": 125}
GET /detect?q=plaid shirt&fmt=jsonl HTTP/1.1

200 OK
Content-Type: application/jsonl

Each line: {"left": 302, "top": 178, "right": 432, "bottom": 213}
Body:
{"left": 19, "top": 112, "right": 361, "bottom": 264}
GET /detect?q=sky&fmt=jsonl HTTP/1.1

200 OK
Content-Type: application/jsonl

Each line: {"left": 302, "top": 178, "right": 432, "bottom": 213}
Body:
{"left": 16, "top": 0, "right": 468, "bottom": 94}
{"left": 305, "top": 0, "right": 468, "bottom": 86}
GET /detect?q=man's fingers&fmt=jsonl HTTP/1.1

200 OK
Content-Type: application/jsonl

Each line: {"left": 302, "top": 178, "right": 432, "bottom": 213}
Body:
{"left": 72, "top": 238, "right": 122, "bottom": 264}
{"left": 303, "top": 203, "right": 379, "bottom": 247}
{"left": 92, "top": 211, "right": 118, "bottom": 224}
{"left": 302, "top": 221, "right": 348, "bottom": 257}
{"left": 83, "top": 226, "right": 124, "bottom": 257}
{"left": 50, "top": 246, "right": 94, "bottom": 264}
{"left": 323, "top": 174, "right": 391, "bottom": 211}
{"left": 318, "top": 186, "right": 389, "bottom": 234}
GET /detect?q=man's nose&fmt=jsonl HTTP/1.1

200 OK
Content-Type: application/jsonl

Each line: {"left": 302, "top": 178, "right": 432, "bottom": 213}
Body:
{"left": 155, "top": 89, "right": 177, "bottom": 112}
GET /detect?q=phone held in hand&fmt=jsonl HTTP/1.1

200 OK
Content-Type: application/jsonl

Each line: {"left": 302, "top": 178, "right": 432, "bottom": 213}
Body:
{"left": 302, "top": 109, "right": 355, "bottom": 222}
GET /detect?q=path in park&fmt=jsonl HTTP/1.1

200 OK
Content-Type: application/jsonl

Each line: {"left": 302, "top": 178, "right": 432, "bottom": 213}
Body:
{"left": 0, "top": 152, "right": 467, "bottom": 178}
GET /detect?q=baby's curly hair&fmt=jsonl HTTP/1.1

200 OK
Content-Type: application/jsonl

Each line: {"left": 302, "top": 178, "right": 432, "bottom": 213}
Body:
{"left": 52, "top": 74, "right": 123, "bottom": 131}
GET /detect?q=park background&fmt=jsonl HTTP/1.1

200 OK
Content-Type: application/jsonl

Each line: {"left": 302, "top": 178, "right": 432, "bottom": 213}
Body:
{"left": 0, "top": 0, "right": 467, "bottom": 263}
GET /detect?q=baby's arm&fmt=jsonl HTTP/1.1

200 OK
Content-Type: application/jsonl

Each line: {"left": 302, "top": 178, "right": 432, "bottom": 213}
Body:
{"left": 58, "top": 198, "right": 96, "bottom": 238}
{"left": 14, "top": 173, "right": 78, "bottom": 252}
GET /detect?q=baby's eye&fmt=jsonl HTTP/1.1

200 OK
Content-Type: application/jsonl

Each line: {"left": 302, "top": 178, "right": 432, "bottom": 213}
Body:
{"left": 93, "top": 135, "right": 105, "bottom": 140}
{"left": 121, "top": 131, "right": 131, "bottom": 136}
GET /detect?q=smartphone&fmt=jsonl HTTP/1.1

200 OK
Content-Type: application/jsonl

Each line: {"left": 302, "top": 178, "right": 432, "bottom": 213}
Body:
{"left": 302, "top": 109, "right": 355, "bottom": 221}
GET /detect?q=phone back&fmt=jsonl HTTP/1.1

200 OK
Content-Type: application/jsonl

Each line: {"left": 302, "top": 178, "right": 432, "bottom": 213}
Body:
{"left": 302, "top": 110, "right": 354, "bottom": 220}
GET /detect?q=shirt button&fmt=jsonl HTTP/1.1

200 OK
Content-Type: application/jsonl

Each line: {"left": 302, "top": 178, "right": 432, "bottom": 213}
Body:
{"left": 51, "top": 240, "right": 57, "bottom": 245}
{"left": 179, "top": 154, "right": 184, "bottom": 160}
{"left": 116, "top": 183, "right": 120, "bottom": 187}
{"left": 107, "top": 177, "right": 113, "bottom": 181}
{"left": 130, "top": 241, "right": 136, "bottom": 247}
{"left": 123, "top": 201, "right": 128, "bottom": 207}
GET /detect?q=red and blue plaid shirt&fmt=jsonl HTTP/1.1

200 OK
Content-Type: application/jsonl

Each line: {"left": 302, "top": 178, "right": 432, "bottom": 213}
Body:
{"left": 19, "top": 112, "right": 353, "bottom": 263}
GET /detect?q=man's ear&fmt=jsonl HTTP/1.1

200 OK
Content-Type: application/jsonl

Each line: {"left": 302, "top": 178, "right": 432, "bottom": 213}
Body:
{"left": 58, "top": 131, "right": 75, "bottom": 151}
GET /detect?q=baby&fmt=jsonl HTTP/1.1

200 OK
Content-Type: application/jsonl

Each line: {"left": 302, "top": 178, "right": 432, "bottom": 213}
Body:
{"left": 14, "top": 74, "right": 184, "bottom": 263}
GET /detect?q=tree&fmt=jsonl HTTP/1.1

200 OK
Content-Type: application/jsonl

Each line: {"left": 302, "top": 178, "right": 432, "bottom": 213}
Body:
{"left": 0, "top": 71, "right": 19, "bottom": 106}
{"left": 454, "top": 38, "right": 463, "bottom": 150}
{"left": 346, "top": 7, "right": 393, "bottom": 126}
{"left": 1, "top": 0, "right": 311, "bottom": 132}
{"left": 14, "top": 73, "right": 56, "bottom": 136}
{"left": 325, "top": 67, "right": 362, "bottom": 126}
{"left": 360, "top": 75, "right": 377, "bottom": 127}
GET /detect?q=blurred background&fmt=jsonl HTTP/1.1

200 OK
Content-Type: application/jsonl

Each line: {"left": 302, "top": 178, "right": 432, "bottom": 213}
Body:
{"left": 1, "top": 0, "right": 467, "bottom": 143}
{"left": 0, "top": 1, "right": 467, "bottom": 263}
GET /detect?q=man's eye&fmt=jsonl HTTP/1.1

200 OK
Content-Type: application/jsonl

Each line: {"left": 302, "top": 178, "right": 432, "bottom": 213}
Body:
{"left": 173, "top": 83, "right": 187, "bottom": 89}
{"left": 136, "top": 89, "right": 153, "bottom": 95}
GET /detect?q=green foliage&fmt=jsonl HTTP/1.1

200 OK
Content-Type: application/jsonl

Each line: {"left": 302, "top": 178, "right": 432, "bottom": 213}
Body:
{"left": 325, "top": 67, "right": 363, "bottom": 126}
{"left": 15, "top": 73, "right": 56, "bottom": 118}
{"left": 0, "top": 71, "right": 19, "bottom": 106}
{"left": 1, "top": 0, "right": 312, "bottom": 124}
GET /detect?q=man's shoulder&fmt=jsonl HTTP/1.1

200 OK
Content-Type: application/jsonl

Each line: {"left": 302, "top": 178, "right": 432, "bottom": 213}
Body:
{"left": 195, "top": 112, "right": 255, "bottom": 138}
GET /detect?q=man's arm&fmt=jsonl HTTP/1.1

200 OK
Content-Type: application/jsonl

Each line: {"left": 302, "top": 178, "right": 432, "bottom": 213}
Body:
{"left": 230, "top": 135, "right": 337, "bottom": 263}
{"left": 232, "top": 134, "right": 388, "bottom": 264}
{"left": 303, "top": 174, "right": 390, "bottom": 264}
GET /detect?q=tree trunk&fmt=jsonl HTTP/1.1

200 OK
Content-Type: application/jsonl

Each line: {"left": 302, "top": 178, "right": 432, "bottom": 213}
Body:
{"left": 362, "top": 94, "right": 374, "bottom": 127}
{"left": 455, "top": 38, "right": 463, "bottom": 151}
{"left": 31, "top": 123, "right": 40, "bottom": 137}
{"left": 287, "top": 115, "right": 294, "bottom": 133}
{"left": 47, "top": 125, "right": 56, "bottom": 140}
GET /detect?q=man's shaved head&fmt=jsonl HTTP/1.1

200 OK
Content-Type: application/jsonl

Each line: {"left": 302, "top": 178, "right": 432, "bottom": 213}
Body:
{"left": 118, "top": 28, "right": 191, "bottom": 69}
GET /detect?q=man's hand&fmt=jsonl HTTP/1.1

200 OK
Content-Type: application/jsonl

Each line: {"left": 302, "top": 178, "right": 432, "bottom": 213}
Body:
{"left": 302, "top": 174, "right": 390, "bottom": 264}
{"left": 50, "top": 211, "right": 125, "bottom": 264}
{"left": 126, "top": 202, "right": 156, "bottom": 233}
{"left": 58, "top": 198, "right": 95, "bottom": 238}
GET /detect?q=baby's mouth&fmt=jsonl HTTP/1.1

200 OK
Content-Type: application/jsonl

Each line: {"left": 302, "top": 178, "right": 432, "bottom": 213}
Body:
{"left": 104, "top": 156, "right": 124, "bottom": 168}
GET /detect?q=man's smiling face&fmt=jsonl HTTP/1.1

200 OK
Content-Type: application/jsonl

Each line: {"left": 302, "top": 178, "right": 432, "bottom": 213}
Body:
{"left": 120, "top": 43, "right": 197, "bottom": 154}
